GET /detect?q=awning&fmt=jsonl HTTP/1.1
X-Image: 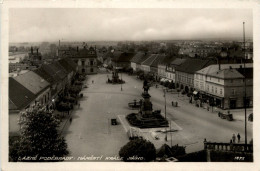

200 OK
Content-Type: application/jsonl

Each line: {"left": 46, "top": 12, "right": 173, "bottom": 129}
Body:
{"left": 193, "top": 91, "right": 198, "bottom": 95}
{"left": 160, "top": 78, "right": 166, "bottom": 82}
{"left": 164, "top": 79, "right": 170, "bottom": 82}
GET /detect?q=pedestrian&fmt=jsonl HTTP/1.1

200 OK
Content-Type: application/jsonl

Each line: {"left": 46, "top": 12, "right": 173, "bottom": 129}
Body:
{"left": 230, "top": 139, "right": 233, "bottom": 150}
{"left": 92, "top": 80, "right": 94, "bottom": 84}
{"left": 172, "top": 101, "right": 174, "bottom": 106}
{"left": 232, "top": 134, "right": 236, "bottom": 143}
{"left": 70, "top": 117, "right": 72, "bottom": 123}
{"left": 78, "top": 103, "right": 80, "bottom": 109}
{"left": 237, "top": 133, "right": 241, "bottom": 143}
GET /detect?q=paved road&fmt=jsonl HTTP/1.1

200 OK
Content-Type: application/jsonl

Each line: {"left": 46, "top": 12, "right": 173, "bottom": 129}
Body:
{"left": 64, "top": 71, "right": 253, "bottom": 160}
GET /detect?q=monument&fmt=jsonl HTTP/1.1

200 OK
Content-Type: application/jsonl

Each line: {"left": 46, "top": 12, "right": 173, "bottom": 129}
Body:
{"left": 126, "top": 80, "right": 168, "bottom": 128}
{"left": 107, "top": 68, "right": 125, "bottom": 84}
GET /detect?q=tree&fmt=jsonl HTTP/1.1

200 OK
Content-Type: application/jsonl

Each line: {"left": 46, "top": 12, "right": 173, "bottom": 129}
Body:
{"left": 57, "top": 101, "right": 72, "bottom": 113}
{"left": 10, "top": 104, "right": 69, "bottom": 161}
{"left": 119, "top": 138, "right": 156, "bottom": 162}
{"left": 166, "top": 43, "right": 180, "bottom": 57}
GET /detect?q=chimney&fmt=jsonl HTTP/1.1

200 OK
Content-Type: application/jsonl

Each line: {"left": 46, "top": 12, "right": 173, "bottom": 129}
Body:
{"left": 31, "top": 47, "right": 33, "bottom": 54}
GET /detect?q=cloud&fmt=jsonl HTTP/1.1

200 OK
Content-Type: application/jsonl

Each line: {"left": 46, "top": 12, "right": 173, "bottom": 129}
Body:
{"left": 9, "top": 8, "right": 253, "bottom": 42}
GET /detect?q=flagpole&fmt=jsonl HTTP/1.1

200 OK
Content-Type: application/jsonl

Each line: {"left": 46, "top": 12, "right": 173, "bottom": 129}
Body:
{"left": 243, "top": 22, "right": 247, "bottom": 150}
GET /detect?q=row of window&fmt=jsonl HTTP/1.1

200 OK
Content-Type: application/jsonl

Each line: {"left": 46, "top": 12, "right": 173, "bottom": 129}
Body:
{"left": 74, "top": 60, "right": 95, "bottom": 66}
{"left": 206, "top": 85, "right": 223, "bottom": 95}
{"left": 177, "top": 75, "right": 193, "bottom": 85}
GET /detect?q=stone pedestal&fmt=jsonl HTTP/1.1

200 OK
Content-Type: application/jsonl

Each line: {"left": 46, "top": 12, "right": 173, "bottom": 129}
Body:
{"left": 126, "top": 80, "right": 168, "bottom": 128}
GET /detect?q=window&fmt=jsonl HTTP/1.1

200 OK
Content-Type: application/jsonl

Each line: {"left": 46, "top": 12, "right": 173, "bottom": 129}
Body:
{"left": 231, "top": 89, "right": 235, "bottom": 95}
{"left": 81, "top": 60, "right": 85, "bottom": 66}
{"left": 218, "top": 78, "right": 220, "bottom": 82}
{"left": 215, "top": 87, "right": 217, "bottom": 94}
{"left": 90, "top": 60, "right": 94, "bottom": 66}
{"left": 220, "top": 89, "right": 222, "bottom": 95}
{"left": 90, "top": 68, "right": 94, "bottom": 72}
{"left": 212, "top": 86, "right": 214, "bottom": 92}
{"left": 207, "top": 85, "right": 209, "bottom": 91}
{"left": 74, "top": 60, "right": 78, "bottom": 64}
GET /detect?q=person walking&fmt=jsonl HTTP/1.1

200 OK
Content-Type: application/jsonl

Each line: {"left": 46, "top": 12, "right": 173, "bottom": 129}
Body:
{"left": 230, "top": 139, "right": 233, "bottom": 150}
{"left": 237, "top": 133, "right": 241, "bottom": 143}
{"left": 232, "top": 134, "right": 236, "bottom": 143}
{"left": 70, "top": 117, "right": 72, "bottom": 123}
{"left": 92, "top": 80, "right": 94, "bottom": 84}
{"left": 78, "top": 103, "right": 80, "bottom": 109}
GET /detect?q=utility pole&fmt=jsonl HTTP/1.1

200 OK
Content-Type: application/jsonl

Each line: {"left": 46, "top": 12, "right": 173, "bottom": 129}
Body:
{"left": 243, "top": 22, "right": 247, "bottom": 149}
{"left": 164, "top": 89, "right": 167, "bottom": 142}
{"left": 121, "top": 72, "right": 123, "bottom": 91}
{"left": 170, "top": 118, "right": 172, "bottom": 147}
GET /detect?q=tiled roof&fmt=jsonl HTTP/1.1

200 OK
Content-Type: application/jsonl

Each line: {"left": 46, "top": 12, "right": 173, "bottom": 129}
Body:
{"left": 151, "top": 54, "right": 166, "bottom": 68}
{"left": 159, "top": 56, "right": 176, "bottom": 65}
{"left": 13, "top": 71, "right": 50, "bottom": 95}
{"left": 9, "top": 77, "right": 36, "bottom": 110}
{"left": 57, "top": 58, "right": 74, "bottom": 73}
{"left": 176, "top": 58, "right": 216, "bottom": 74}
{"left": 130, "top": 52, "right": 150, "bottom": 64}
{"left": 33, "top": 67, "right": 55, "bottom": 84}
{"left": 41, "top": 64, "right": 62, "bottom": 82}
{"left": 141, "top": 54, "right": 158, "bottom": 66}
{"left": 53, "top": 61, "right": 69, "bottom": 79}
{"left": 196, "top": 63, "right": 253, "bottom": 75}
{"left": 170, "top": 58, "right": 187, "bottom": 66}
{"left": 208, "top": 68, "right": 244, "bottom": 79}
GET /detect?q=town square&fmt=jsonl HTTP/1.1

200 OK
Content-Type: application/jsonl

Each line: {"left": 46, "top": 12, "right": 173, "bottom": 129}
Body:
{"left": 3, "top": 6, "right": 257, "bottom": 167}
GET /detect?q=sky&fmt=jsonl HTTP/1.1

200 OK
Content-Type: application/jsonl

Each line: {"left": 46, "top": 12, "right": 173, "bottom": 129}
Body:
{"left": 9, "top": 8, "right": 253, "bottom": 43}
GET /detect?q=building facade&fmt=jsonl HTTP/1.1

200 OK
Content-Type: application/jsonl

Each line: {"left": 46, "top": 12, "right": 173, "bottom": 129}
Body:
{"left": 68, "top": 47, "right": 97, "bottom": 74}
{"left": 205, "top": 68, "right": 253, "bottom": 109}
{"left": 175, "top": 58, "right": 215, "bottom": 92}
